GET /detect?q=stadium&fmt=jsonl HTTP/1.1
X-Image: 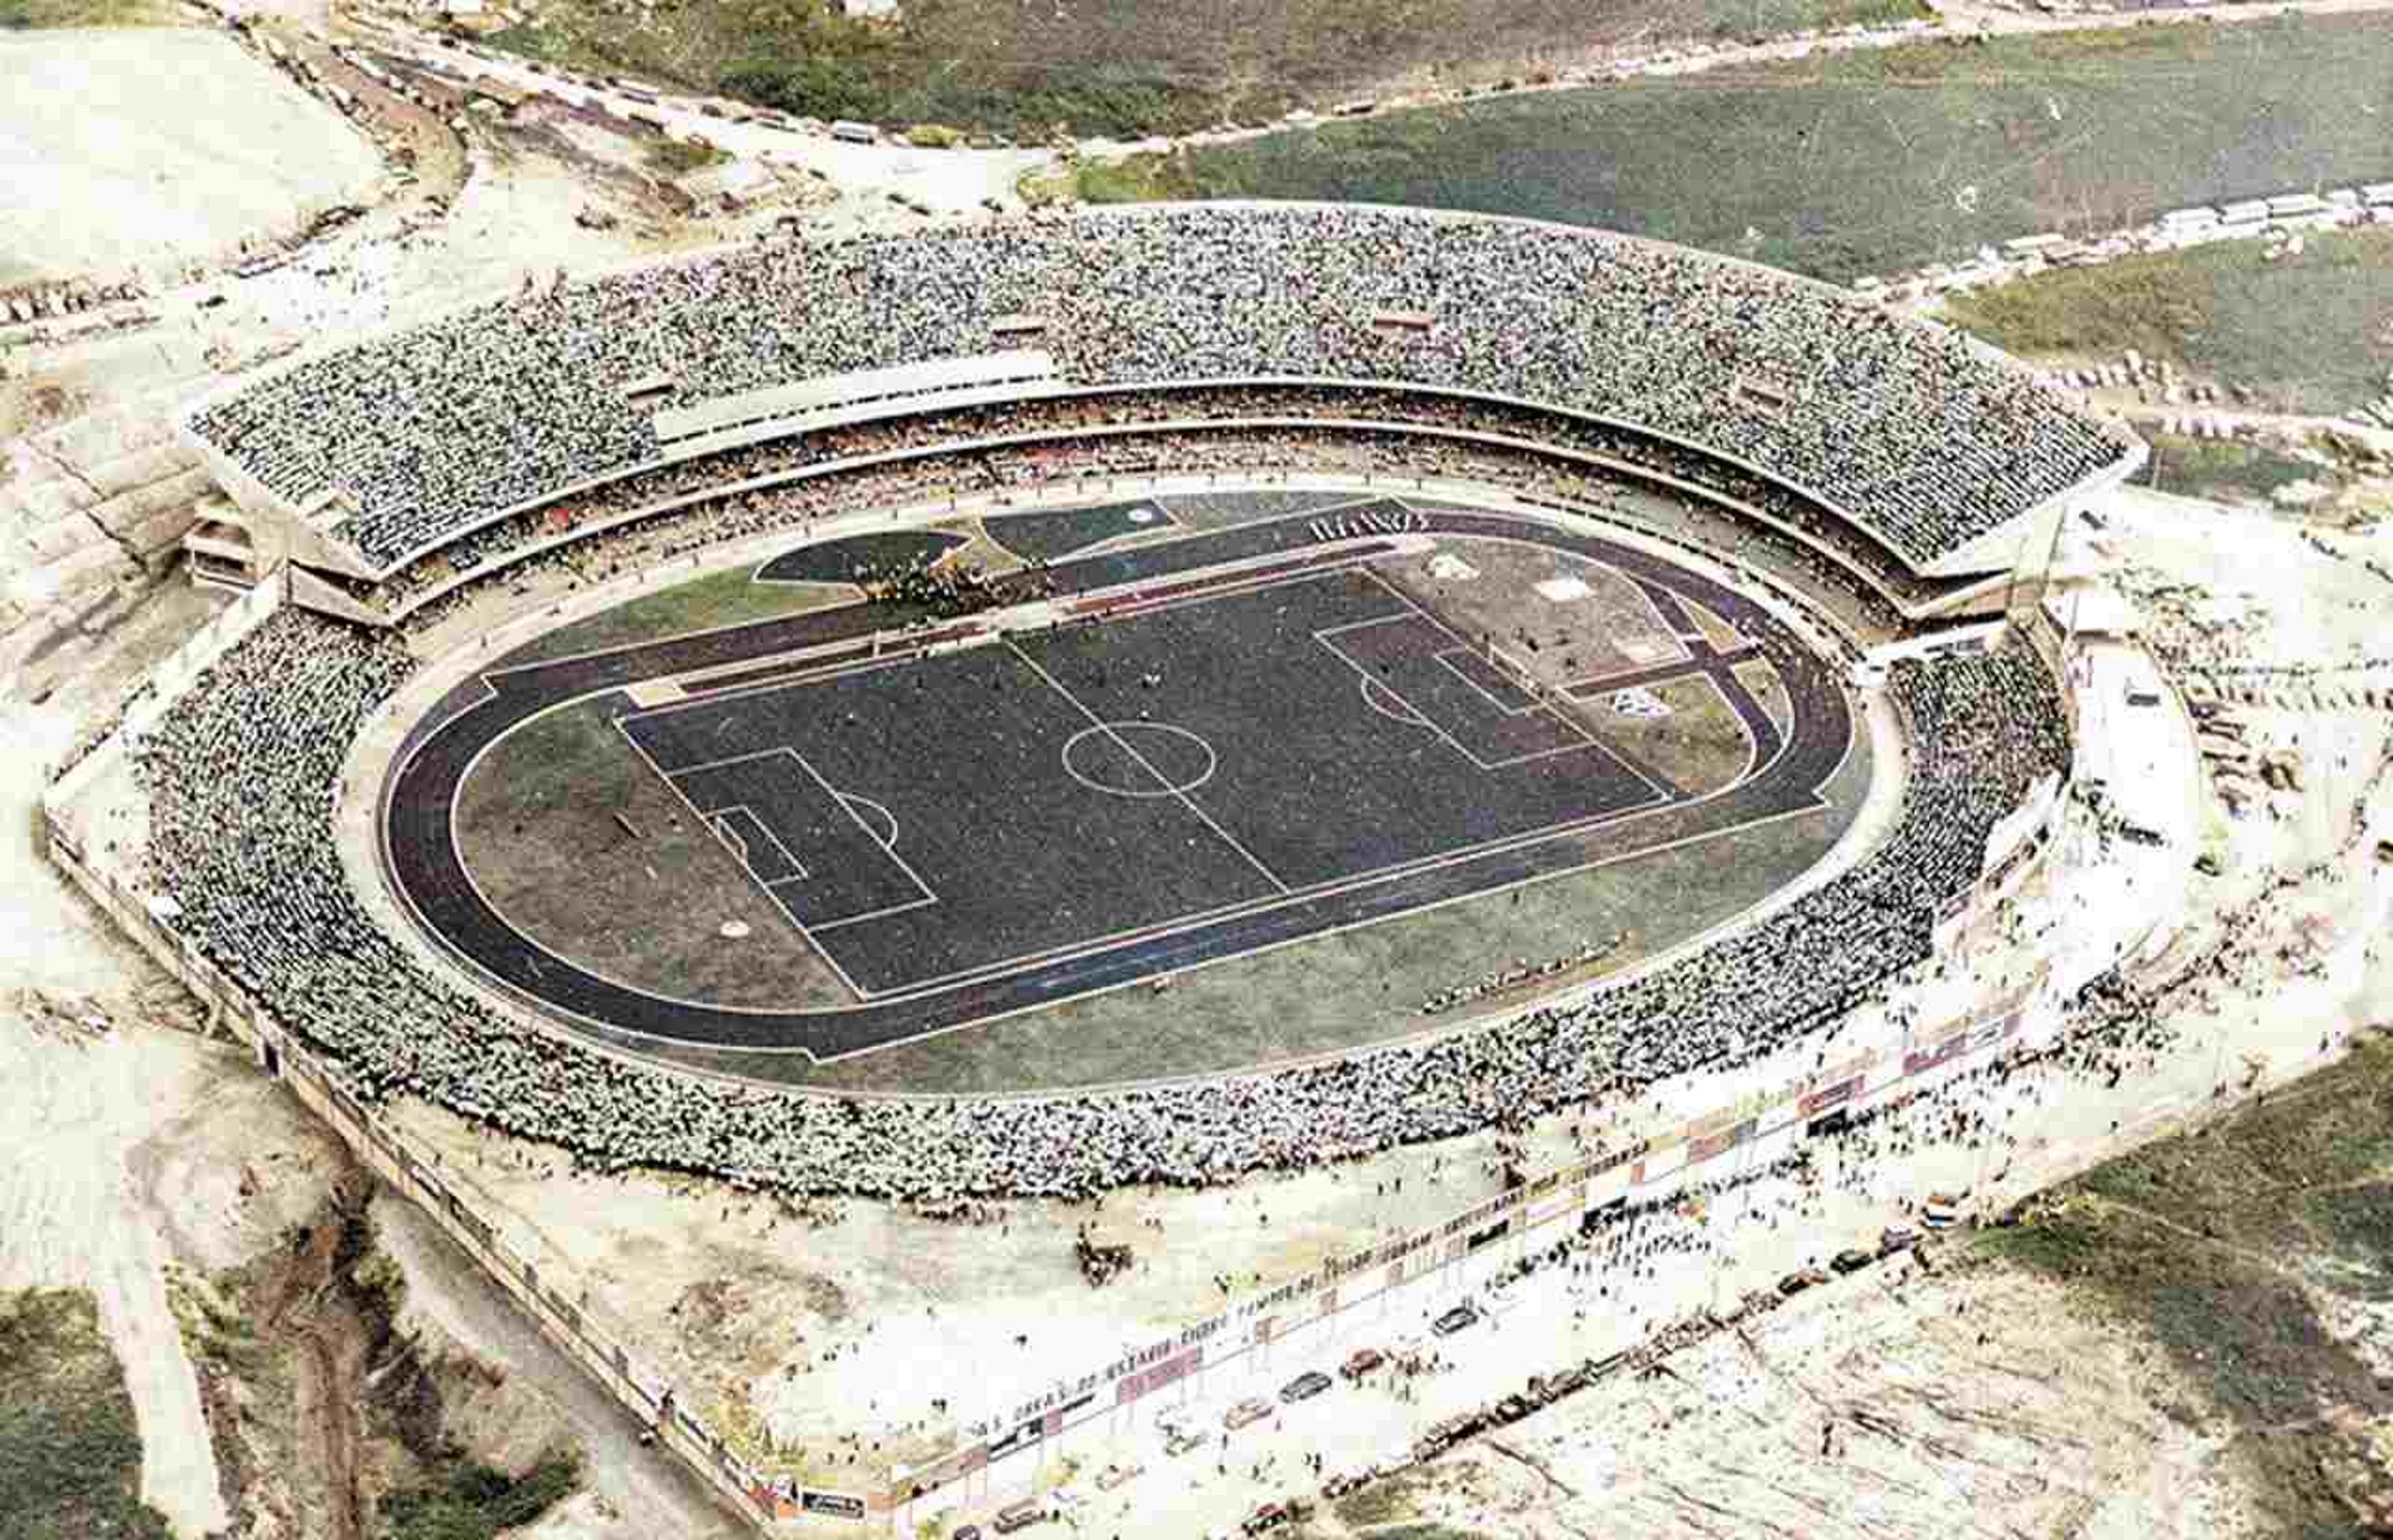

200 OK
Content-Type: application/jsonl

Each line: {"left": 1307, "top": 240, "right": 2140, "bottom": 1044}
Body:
{"left": 42, "top": 201, "right": 2165, "bottom": 1528}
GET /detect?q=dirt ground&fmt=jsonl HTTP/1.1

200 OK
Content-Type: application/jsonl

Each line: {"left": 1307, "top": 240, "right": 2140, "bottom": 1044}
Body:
{"left": 5, "top": 14, "right": 2391, "bottom": 1533}
{"left": 8, "top": 412, "right": 2389, "bottom": 1540}
{"left": 0, "top": 29, "right": 381, "bottom": 288}
{"left": 1282, "top": 1258, "right": 2271, "bottom": 1540}
{"left": 0, "top": 625, "right": 744, "bottom": 1540}
{"left": 370, "top": 482, "right": 2390, "bottom": 1538}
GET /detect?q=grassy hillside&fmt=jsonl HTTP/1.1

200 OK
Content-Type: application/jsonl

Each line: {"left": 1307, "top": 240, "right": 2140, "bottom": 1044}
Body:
{"left": 1945, "top": 225, "right": 2393, "bottom": 416}
{"left": 484, "top": 0, "right": 1924, "bottom": 140}
{"left": 0, "top": 1288, "right": 173, "bottom": 1540}
{"left": 1070, "top": 17, "right": 2393, "bottom": 281}
{"left": 1977, "top": 1037, "right": 2393, "bottom": 1535}
{"left": 0, "top": 0, "right": 174, "bottom": 24}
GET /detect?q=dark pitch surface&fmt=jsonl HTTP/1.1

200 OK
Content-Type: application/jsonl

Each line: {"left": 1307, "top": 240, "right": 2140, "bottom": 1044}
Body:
{"left": 383, "top": 502, "right": 1853, "bottom": 1061}
{"left": 753, "top": 528, "right": 967, "bottom": 585}
{"left": 616, "top": 571, "right": 1663, "bottom": 996}
{"left": 981, "top": 499, "right": 1178, "bottom": 563}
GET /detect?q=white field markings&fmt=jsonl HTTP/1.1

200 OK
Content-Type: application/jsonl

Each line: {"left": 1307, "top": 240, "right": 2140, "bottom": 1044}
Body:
{"left": 398, "top": 501, "right": 1847, "bottom": 1039}
{"left": 606, "top": 717, "right": 878, "bottom": 1001}
{"left": 1639, "top": 668, "right": 1764, "bottom": 793}
{"left": 1059, "top": 721, "right": 1223, "bottom": 801}
{"left": 1431, "top": 645, "right": 1549, "bottom": 718}
{"left": 836, "top": 791, "right": 900, "bottom": 850}
{"left": 710, "top": 804, "right": 811, "bottom": 884}
{"left": 1003, "top": 640, "right": 1294, "bottom": 897}
{"left": 1304, "top": 500, "right": 1430, "bottom": 543}
{"left": 484, "top": 496, "right": 1393, "bottom": 680}
{"left": 1311, "top": 605, "right": 1656, "bottom": 784}
{"left": 603, "top": 559, "right": 1800, "bottom": 1005}
{"left": 1063, "top": 539, "right": 1405, "bottom": 629}
{"left": 428, "top": 662, "right": 1842, "bottom": 1051}
{"left": 977, "top": 499, "right": 1183, "bottom": 566}
{"left": 687, "top": 742, "right": 940, "bottom": 941}
{"left": 1358, "top": 676, "right": 1435, "bottom": 728}
{"left": 1344, "top": 541, "right": 1822, "bottom": 796}
{"left": 623, "top": 548, "right": 1373, "bottom": 729}
{"left": 389, "top": 678, "right": 874, "bottom": 1022}
{"left": 770, "top": 765, "right": 1818, "bottom": 1010}
{"left": 480, "top": 498, "right": 1395, "bottom": 725}
{"left": 625, "top": 645, "right": 934, "bottom": 725}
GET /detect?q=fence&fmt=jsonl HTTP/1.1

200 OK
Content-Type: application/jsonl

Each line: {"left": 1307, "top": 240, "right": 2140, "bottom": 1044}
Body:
{"left": 45, "top": 764, "right": 2078, "bottom": 1533}
{"left": 44, "top": 566, "right": 285, "bottom": 797}
{"left": 37, "top": 490, "right": 2121, "bottom": 1533}
{"left": 37, "top": 832, "right": 807, "bottom": 1531}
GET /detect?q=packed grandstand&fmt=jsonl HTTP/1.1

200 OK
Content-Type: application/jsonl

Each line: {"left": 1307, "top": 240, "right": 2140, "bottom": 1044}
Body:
{"left": 187, "top": 204, "right": 2141, "bottom": 580}
{"left": 127, "top": 607, "right": 2063, "bottom": 1199}
{"left": 342, "top": 391, "right": 1944, "bottom": 634}
{"left": 82, "top": 202, "right": 2131, "bottom": 1200}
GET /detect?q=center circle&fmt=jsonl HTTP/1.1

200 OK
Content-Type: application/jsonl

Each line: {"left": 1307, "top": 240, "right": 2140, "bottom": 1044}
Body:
{"left": 1061, "top": 721, "right": 1220, "bottom": 799}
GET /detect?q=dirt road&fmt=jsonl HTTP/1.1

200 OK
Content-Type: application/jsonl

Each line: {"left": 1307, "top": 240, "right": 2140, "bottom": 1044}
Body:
{"left": 372, "top": 1192, "right": 751, "bottom": 1539}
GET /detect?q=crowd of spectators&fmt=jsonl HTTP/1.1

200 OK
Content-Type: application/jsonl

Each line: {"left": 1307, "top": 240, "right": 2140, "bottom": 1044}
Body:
{"left": 381, "top": 422, "right": 1913, "bottom": 645}
{"left": 127, "top": 596, "right": 2068, "bottom": 1200}
{"left": 339, "top": 383, "right": 1937, "bottom": 632}
{"left": 189, "top": 205, "right": 2134, "bottom": 576}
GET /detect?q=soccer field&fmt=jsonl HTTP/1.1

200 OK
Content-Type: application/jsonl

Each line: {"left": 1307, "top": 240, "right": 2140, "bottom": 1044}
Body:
{"left": 388, "top": 493, "right": 1865, "bottom": 1088}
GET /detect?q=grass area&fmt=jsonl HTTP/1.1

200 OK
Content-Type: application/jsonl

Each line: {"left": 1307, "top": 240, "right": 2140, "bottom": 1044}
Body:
{"left": 380, "top": 1453, "right": 580, "bottom": 1540}
{"left": 2142, "top": 434, "right": 2328, "bottom": 506}
{"left": 1977, "top": 1037, "right": 2393, "bottom": 1533}
{"left": 0, "top": 0, "right": 171, "bottom": 24}
{"left": 0, "top": 1288, "right": 173, "bottom": 1540}
{"left": 504, "top": 563, "right": 847, "bottom": 667}
{"left": 1945, "top": 226, "right": 2393, "bottom": 415}
{"left": 1083, "top": 17, "right": 2393, "bottom": 282}
{"left": 483, "top": 0, "right": 1924, "bottom": 141}
{"left": 642, "top": 135, "right": 732, "bottom": 175}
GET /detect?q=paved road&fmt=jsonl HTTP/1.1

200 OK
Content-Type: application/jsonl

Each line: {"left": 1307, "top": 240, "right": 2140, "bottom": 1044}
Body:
{"left": 381, "top": 506, "right": 1853, "bottom": 1060}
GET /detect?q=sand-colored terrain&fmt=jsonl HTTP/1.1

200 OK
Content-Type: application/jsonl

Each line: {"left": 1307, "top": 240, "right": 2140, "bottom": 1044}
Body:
{"left": 0, "top": 29, "right": 381, "bottom": 287}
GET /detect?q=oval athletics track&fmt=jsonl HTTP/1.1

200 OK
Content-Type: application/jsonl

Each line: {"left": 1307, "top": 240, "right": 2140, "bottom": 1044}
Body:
{"left": 380, "top": 504, "right": 1857, "bottom": 1063}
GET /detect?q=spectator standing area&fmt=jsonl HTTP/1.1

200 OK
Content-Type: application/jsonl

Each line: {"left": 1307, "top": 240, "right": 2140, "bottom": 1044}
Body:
{"left": 386, "top": 498, "right": 1858, "bottom": 1068}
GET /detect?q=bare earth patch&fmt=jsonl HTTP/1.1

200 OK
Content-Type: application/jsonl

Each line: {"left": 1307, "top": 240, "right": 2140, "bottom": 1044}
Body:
{"left": 0, "top": 30, "right": 379, "bottom": 287}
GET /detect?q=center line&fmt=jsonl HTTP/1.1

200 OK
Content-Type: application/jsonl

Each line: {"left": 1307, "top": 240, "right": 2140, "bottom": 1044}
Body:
{"left": 1006, "top": 642, "right": 1292, "bottom": 896}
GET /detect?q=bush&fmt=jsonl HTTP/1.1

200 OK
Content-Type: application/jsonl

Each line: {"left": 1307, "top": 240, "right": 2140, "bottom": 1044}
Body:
{"left": 381, "top": 1452, "right": 581, "bottom": 1540}
{"left": 904, "top": 122, "right": 963, "bottom": 148}
{"left": 644, "top": 136, "right": 731, "bottom": 174}
{"left": 719, "top": 54, "right": 880, "bottom": 122}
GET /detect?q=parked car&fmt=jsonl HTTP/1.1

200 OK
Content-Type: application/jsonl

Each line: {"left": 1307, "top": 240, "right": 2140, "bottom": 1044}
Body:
{"left": 1879, "top": 1224, "right": 1921, "bottom": 1255}
{"left": 1830, "top": 1248, "right": 1876, "bottom": 1275}
{"left": 1432, "top": 1302, "right": 1480, "bottom": 1336}
{"left": 1224, "top": 1395, "right": 1273, "bottom": 1430}
{"left": 993, "top": 1498, "right": 1047, "bottom": 1533}
{"left": 1536, "top": 1366, "right": 1589, "bottom": 1400}
{"left": 1241, "top": 1500, "right": 1289, "bottom": 1533}
{"left": 1340, "top": 1347, "right": 1385, "bottom": 1380}
{"left": 1921, "top": 1193, "right": 1964, "bottom": 1230}
{"left": 953, "top": 1527, "right": 983, "bottom": 1540}
{"left": 1280, "top": 1370, "right": 1332, "bottom": 1403}
{"left": 1777, "top": 1266, "right": 1830, "bottom": 1297}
